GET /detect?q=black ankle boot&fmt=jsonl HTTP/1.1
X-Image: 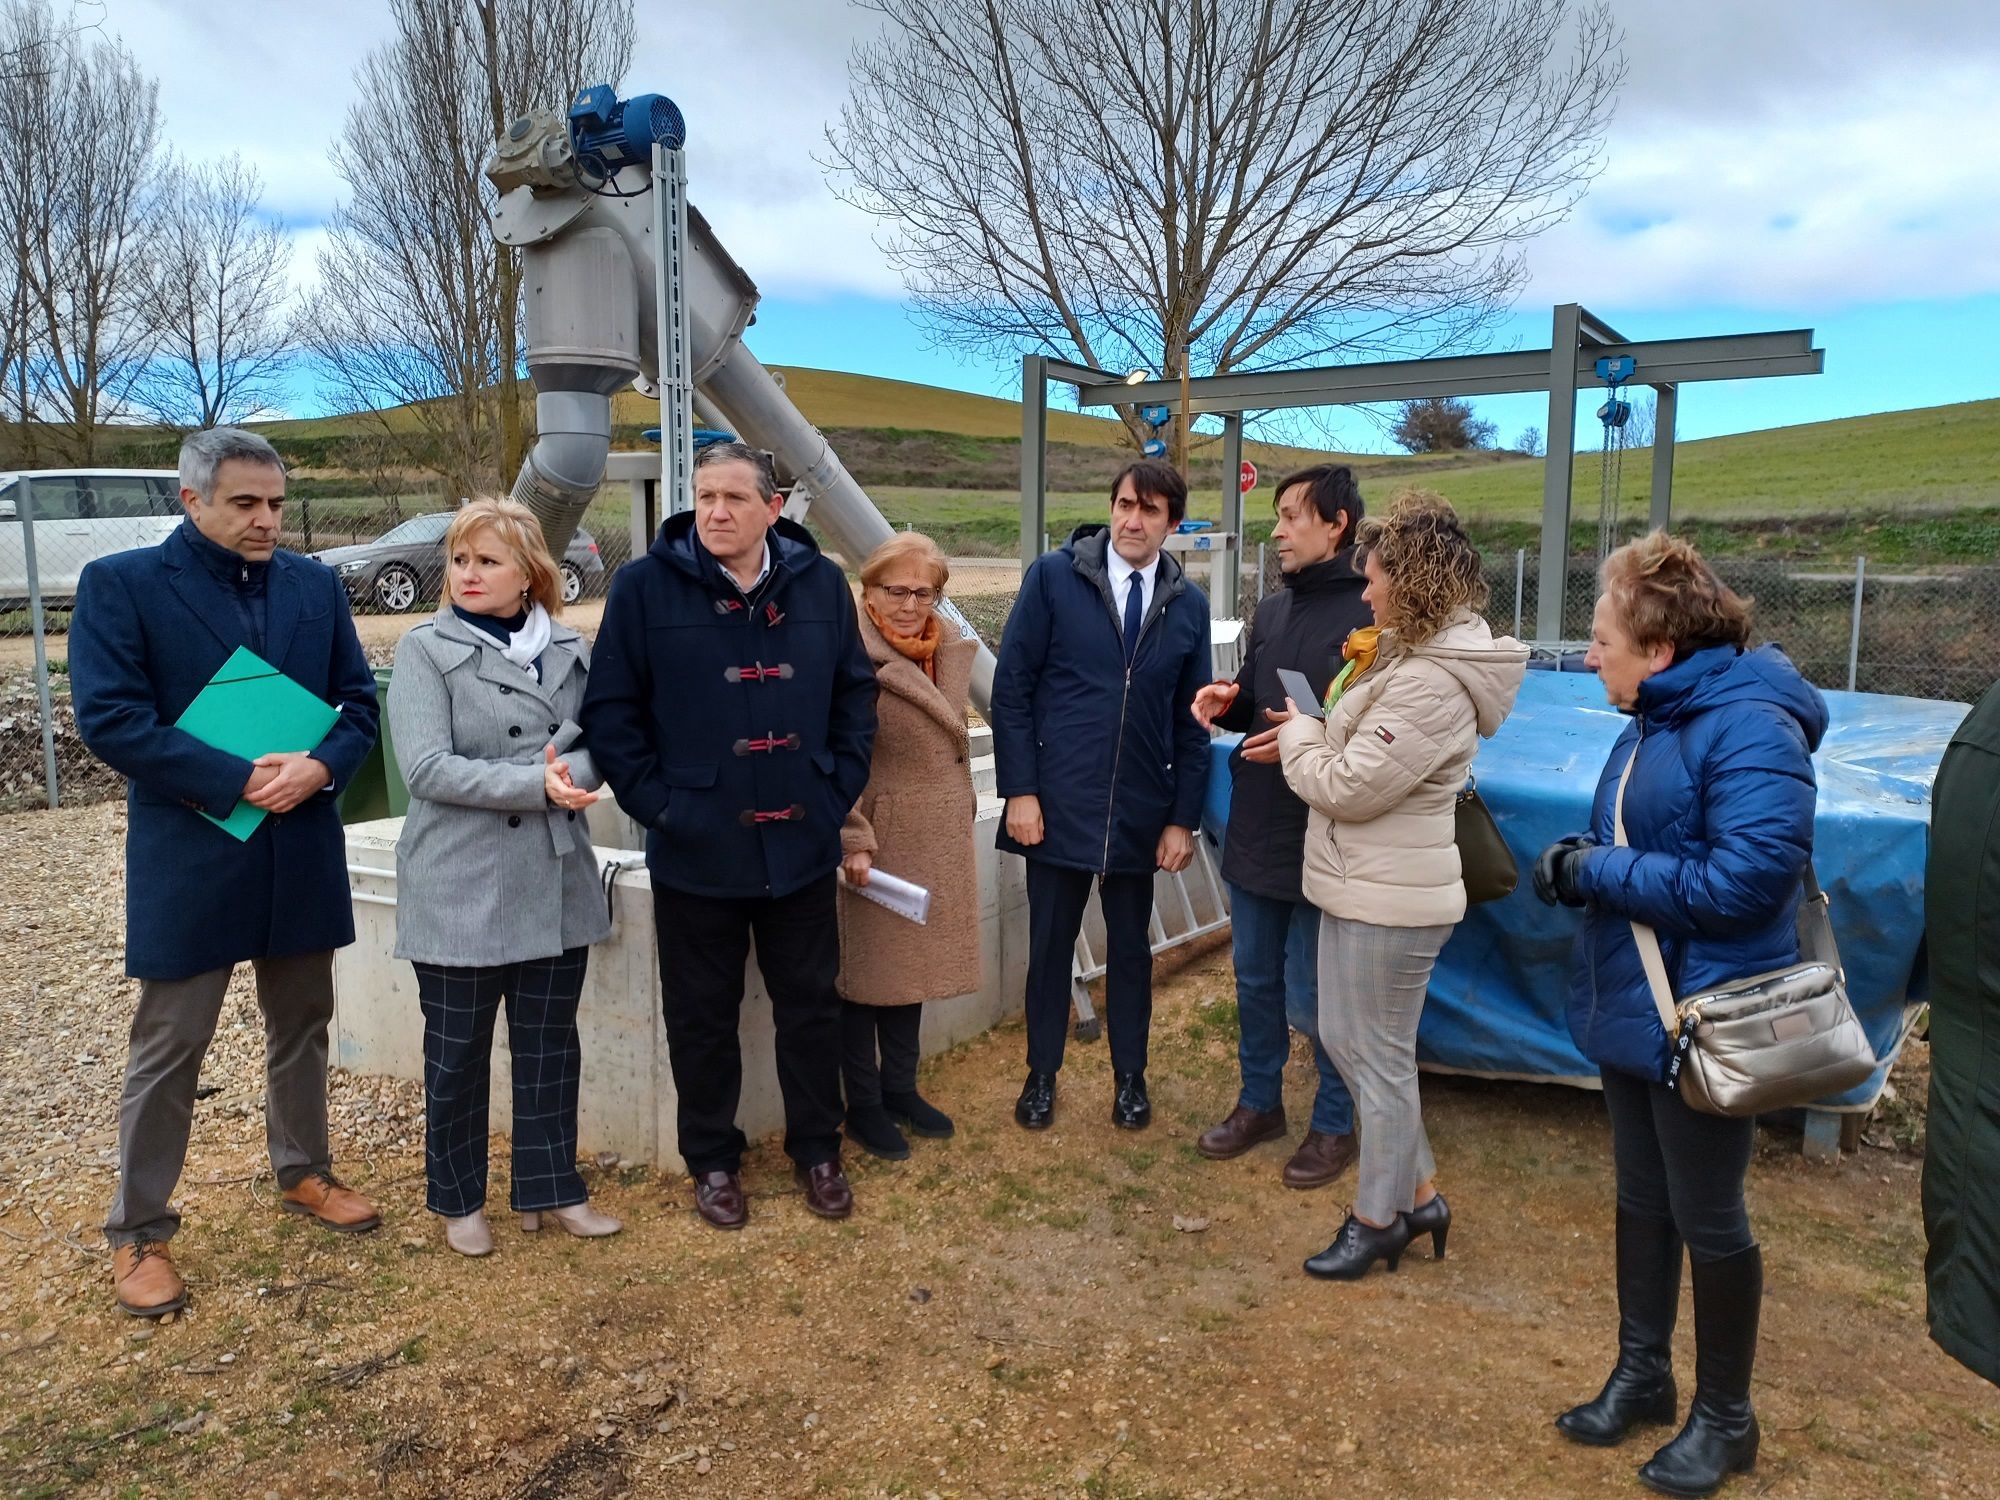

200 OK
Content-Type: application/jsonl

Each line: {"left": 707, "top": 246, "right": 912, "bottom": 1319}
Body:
{"left": 1638, "top": 1245, "right": 1761, "bottom": 1497}
{"left": 1404, "top": 1191, "right": 1451, "bottom": 1260}
{"left": 1558, "top": 1209, "right": 1683, "bottom": 1446}
{"left": 844, "top": 1103, "right": 910, "bottom": 1161}
{"left": 1303, "top": 1213, "right": 1413, "bottom": 1280}
{"left": 883, "top": 1090, "right": 954, "bottom": 1139}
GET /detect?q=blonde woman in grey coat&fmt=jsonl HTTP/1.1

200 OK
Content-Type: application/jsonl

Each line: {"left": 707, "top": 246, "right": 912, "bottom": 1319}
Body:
{"left": 389, "top": 499, "right": 619, "bottom": 1256}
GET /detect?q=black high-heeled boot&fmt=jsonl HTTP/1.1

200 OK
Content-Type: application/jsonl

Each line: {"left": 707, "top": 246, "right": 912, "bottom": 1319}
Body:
{"left": 1638, "top": 1244, "right": 1761, "bottom": 1497}
{"left": 1303, "top": 1213, "right": 1413, "bottom": 1280}
{"left": 1558, "top": 1209, "right": 1683, "bottom": 1446}
{"left": 1404, "top": 1191, "right": 1451, "bottom": 1259}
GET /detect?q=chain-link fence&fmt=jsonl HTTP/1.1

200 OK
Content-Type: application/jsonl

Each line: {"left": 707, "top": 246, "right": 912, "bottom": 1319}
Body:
{"left": 950, "top": 544, "right": 2000, "bottom": 711}
{"left": 0, "top": 478, "right": 637, "bottom": 810}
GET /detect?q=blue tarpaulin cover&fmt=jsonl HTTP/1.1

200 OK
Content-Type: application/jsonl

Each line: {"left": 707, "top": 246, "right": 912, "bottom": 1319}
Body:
{"left": 1208, "top": 671, "right": 1966, "bottom": 1106}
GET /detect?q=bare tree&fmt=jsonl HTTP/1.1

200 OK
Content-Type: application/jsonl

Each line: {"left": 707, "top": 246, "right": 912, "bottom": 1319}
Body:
{"left": 136, "top": 154, "right": 295, "bottom": 429}
{"left": 1622, "top": 390, "right": 1656, "bottom": 449}
{"left": 302, "top": 0, "right": 632, "bottom": 497}
{"left": 828, "top": 0, "right": 1623, "bottom": 462}
{"left": 0, "top": 0, "right": 162, "bottom": 464}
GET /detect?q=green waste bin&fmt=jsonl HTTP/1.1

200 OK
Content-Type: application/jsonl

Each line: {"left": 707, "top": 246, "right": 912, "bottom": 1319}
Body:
{"left": 336, "top": 667, "right": 409, "bottom": 825}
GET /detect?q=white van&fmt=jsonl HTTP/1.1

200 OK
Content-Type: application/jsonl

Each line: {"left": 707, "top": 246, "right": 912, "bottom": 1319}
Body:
{"left": 0, "top": 469, "right": 184, "bottom": 608}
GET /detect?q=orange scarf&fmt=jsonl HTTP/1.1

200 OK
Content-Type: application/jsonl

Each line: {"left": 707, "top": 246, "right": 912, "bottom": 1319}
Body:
{"left": 1323, "top": 626, "right": 1383, "bottom": 711}
{"left": 866, "top": 601, "right": 941, "bottom": 682}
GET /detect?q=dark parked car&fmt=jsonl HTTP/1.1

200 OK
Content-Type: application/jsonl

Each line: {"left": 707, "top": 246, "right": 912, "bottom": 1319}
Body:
{"left": 310, "top": 511, "right": 607, "bottom": 613}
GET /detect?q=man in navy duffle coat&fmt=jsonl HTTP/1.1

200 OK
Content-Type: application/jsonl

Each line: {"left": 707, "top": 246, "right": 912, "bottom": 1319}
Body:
{"left": 992, "top": 459, "right": 1211, "bottom": 1132}
{"left": 67, "top": 428, "right": 383, "bottom": 1319}
{"left": 582, "top": 442, "right": 877, "bottom": 1229}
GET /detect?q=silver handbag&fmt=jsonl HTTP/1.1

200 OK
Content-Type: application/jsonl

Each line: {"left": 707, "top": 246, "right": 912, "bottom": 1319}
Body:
{"left": 1613, "top": 750, "right": 1877, "bottom": 1117}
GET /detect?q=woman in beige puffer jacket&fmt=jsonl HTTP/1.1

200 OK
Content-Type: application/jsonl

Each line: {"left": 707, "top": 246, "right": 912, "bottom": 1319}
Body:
{"left": 1276, "top": 493, "right": 1527, "bottom": 1282}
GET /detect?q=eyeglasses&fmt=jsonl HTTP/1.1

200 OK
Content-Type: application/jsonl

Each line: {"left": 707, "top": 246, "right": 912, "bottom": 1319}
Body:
{"left": 874, "top": 584, "right": 941, "bottom": 605}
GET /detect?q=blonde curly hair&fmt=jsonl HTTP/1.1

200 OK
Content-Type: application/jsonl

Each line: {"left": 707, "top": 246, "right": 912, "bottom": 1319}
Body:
{"left": 1353, "top": 489, "right": 1488, "bottom": 645}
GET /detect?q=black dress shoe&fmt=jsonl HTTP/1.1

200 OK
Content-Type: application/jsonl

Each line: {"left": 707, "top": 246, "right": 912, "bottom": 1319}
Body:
{"left": 692, "top": 1170, "right": 747, "bottom": 1231}
{"left": 845, "top": 1102, "right": 911, "bottom": 1160}
{"left": 1015, "top": 1070, "right": 1056, "bottom": 1130}
{"left": 1304, "top": 1212, "right": 1413, "bottom": 1280}
{"left": 883, "top": 1089, "right": 955, "bottom": 1139}
{"left": 1112, "top": 1072, "right": 1151, "bottom": 1130}
{"left": 795, "top": 1160, "right": 855, "bottom": 1220}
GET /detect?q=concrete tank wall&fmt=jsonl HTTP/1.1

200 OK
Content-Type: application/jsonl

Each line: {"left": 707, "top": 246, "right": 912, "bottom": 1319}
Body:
{"left": 332, "top": 763, "right": 1028, "bottom": 1171}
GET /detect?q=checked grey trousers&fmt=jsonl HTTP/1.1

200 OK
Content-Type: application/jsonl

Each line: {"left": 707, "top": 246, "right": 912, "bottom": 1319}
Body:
{"left": 1316, "top": 914, "right": 1454, "bottom": 1226}
{"left": 104, "top": 950, "right": 337, "bottom": 1247}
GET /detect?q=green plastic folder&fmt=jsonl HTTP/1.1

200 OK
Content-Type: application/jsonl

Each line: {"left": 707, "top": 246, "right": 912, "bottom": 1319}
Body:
{"left": 174, "top": 646, "right": 341, "bottom": 841}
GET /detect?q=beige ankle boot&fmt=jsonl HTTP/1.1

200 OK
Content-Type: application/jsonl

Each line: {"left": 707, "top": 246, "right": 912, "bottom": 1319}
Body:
{"left": 442, "top": 1210, "right": 493, "bottom": 1257}
{"left": 520, "top": 1201, "right": 622, "bottom": 1238}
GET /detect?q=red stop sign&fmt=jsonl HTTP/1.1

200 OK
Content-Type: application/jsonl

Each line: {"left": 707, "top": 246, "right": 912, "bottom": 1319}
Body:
{"left": 1239, "top": 460, "right": 1258, "bottom": 494}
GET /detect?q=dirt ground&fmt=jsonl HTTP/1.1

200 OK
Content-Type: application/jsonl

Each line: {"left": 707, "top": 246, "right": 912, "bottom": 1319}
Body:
{"left": 2, "top": 812, "right": 1994, "bottom": 1499}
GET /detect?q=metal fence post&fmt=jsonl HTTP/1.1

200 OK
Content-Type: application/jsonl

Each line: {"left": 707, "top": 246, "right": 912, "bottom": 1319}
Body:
{"left": 1514, "top": 549, "right": 1525, "bottom": 639}
{"left": 19, "top": 477, "right": 62, "bottom": 809}
{"left": 1846, "top": 555, "right": 1866, "bottom": 693}
{"left": 1255, "top": 542, "right": 1266, "bottom": 610}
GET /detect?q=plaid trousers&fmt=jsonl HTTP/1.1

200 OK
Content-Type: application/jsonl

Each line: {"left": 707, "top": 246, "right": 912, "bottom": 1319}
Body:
{"left": 412, "top": 948, "right": 590, "bottom": 1216}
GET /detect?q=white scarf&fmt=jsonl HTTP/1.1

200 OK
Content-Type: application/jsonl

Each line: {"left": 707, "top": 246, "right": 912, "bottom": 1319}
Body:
{"left": 501, "top": 602, "right": 553, "bottom": 679}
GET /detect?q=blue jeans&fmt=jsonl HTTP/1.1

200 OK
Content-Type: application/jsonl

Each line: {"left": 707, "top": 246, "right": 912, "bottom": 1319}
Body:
{"left": 1228, "top": 883, "right": 1353, "bottom": 1136}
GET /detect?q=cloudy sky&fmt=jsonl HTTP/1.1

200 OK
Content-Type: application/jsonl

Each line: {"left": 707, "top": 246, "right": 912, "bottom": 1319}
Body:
{"left": 102, "top": 0, "right": 2000, "bottom": 448}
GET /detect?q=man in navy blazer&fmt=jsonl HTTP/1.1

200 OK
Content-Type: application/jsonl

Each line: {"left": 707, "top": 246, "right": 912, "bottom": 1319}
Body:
{"left": 68, "top": 428, "right": 382, "bottom": 1318}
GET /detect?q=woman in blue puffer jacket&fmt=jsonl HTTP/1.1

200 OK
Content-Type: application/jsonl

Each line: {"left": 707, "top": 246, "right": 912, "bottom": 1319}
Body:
{"left": 1534, "top": 532, "right": 1827, "bottom": 1500}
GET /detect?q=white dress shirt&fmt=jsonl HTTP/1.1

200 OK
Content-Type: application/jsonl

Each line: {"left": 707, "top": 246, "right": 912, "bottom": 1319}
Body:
{"left": 1106, "top": 547, "right": 1160, "bottom": 626}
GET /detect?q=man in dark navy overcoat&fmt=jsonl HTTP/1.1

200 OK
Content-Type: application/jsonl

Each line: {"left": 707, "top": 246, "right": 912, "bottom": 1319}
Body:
{"left": 991, "top": 460, "right": 1212, "bottom": 1133}
{"left": 583, "top": 442, "right": 877, "bottom": 1229}
{"left": 68, "top": 428, "right": 382, "bottom": 1317}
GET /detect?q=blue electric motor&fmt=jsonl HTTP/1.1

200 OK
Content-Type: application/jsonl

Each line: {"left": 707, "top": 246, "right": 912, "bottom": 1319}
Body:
{"left": 568, "top": 84, "right": 686, "bottom": 179}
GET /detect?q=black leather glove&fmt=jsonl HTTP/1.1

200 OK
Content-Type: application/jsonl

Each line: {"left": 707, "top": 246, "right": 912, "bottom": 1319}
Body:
{"left": 1533, "top": 836, "right": 1594, "bottom": 907}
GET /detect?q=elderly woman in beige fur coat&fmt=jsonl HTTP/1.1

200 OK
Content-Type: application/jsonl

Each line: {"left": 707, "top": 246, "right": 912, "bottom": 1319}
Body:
{"left": 838, "top": 533, "right": 983, "bottom": 1160}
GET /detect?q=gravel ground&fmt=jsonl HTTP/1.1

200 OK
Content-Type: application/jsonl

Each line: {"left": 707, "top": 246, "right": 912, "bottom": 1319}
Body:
{"left": 0, "top": 802, "right": 425, "bottom": 1250}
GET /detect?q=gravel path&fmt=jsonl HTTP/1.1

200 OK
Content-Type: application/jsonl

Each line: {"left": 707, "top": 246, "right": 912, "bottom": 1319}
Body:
{"left": 0, "top": 802, "right": 423, "bottom": 1246}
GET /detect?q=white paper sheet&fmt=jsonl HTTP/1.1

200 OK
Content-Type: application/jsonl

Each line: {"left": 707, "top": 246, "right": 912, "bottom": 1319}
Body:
{"left": 842, "top": 868, "right": 931, "bottom": 925}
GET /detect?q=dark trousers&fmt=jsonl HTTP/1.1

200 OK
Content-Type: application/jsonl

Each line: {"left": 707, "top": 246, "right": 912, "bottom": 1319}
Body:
{"left": 1024, "top": 860, "right": 1155, "bottom": 1077}
{"left": 105, "top": 951, "right": 336, "bottom": 1246}
{"left": 841, "top": 1000, "right": 922, "bottom": 1110}
{"left": 413, "top": 949, "right": 590, "bottom": 1217}
{"left": 1601, "top": 1065, "right": 1757, "bottom": 1262}
{"left": 652, "top": 875, "right": 845, "bottom": 1175}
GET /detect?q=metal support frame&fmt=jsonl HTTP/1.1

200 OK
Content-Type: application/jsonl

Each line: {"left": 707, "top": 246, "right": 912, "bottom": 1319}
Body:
{"left": 1020, "top": 354, "right": 1050, "bottom": 570}
{"left": 652, "top": 144, "right": 695, "bottom": 517}
{"left": 1217, "top": 416, "right": 1244, "bottom": 617}
{"left": 1019, "top": 309, "right": 1821, "bottom": 644}
{"left": 1649, "top": 383, "right": 1679, "bottom": 532}
{"left": 19, "top": 478, "right": 60, "bottom": 808}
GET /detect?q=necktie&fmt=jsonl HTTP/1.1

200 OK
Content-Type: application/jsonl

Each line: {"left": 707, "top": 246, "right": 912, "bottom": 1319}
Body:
{"left": 1122, "top": 570, "right": 1144, "bottom": 661}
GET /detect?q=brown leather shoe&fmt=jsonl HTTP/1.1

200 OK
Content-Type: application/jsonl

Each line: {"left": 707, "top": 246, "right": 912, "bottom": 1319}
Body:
{"left": 795, "top": 1160, "right": 854, "bottom": 1220}
{"left": 280, "top": 1170, "right": 382, "bottom": 1233}
{"left": 112, "top": 1239, "right": 187, "bottom": 1318}
{"left": 1196, "top": 1104, "right": 1289, "bottom": 1160}
{"left": 1282, "top": 1129, "right": 1359, "bottom": 1189}
{"left": 693, "top": 1170, "right": 748, "bottom": 1231}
